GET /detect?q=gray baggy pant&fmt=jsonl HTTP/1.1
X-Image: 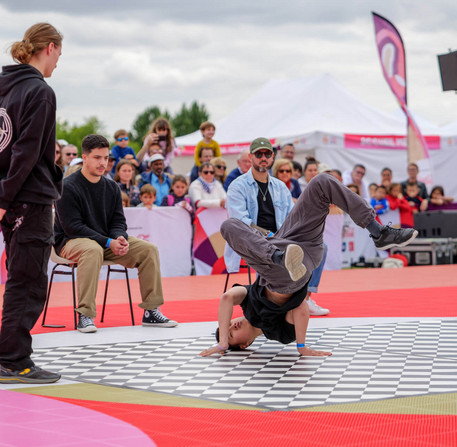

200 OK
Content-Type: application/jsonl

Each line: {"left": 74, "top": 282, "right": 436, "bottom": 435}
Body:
{"left": 220, "top": 173, "right": 376, "bottom": 294}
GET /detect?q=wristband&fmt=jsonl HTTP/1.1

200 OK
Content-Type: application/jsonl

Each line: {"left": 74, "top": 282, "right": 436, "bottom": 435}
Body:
{"left": 217, "top": 343, "right": 228, "bottom": 351}
{"left": 296, "top": 343, "right": 305, "bottom": 348}
{"left": 266, "top": 231, "right": 274, "bottom": 237}
{"left": 106, "top": 238, "right": 112, "bottom": 248}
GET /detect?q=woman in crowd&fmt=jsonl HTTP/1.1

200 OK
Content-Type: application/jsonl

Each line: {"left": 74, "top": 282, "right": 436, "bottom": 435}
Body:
{"left": 188, "top": 162, "right": 226, "bottom": 210}
{"left": 300, "top": 156, "right": 319, "bottom": 191}
{"left": 429, "top": 186, "right": 454, "bottom": 208}
{"left": 210, "top": 157, "right": 228, "bottom": 186}
{"left": 272, "top": 158, "right": 301, "bottom": 201}
{"left": 114, "top": 159, "right": 141, "bottom": 207}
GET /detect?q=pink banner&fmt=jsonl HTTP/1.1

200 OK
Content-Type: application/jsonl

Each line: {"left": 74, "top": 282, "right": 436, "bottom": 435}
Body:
{"left": 344, "top": 134, "right": 440, "bottom": 150}
{"left": 176, "top": 139, "right": 276, "bottom": 157}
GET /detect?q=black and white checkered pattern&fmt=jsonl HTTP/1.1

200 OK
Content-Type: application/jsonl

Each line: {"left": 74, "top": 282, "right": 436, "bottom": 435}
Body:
{"left": 32, "top": 320, "right": 457, "bottom": 410}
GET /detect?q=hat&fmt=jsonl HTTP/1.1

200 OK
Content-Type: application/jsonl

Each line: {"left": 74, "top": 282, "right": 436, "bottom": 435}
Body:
{"left": 318, "top": 163, "right": 331, "bottom": 174}
{"left": 69, "top": 157, "right": 83, "bottom": 167}
{"left": 149, "top": 154, "right": 165, "bottom": 163}
{"left": 250, "top": 137, "right": 273, "bottom": 154}
{"left": 108, "top": 151, "right": 116, "bottom": 160}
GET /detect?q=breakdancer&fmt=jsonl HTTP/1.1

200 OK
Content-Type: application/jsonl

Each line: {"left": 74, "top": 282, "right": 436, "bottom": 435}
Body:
{"left": 199, "top": 171, "right": 418, "bottom": 357}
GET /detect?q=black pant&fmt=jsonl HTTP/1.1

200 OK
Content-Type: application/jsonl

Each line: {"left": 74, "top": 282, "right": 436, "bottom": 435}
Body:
{"left": 0, "top": 203, "right": 53, "bottom": 370}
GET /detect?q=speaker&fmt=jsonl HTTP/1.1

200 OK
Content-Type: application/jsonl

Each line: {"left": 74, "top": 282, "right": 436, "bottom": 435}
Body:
{"left": 414, "top": 210, "right": 457, "bottom": 238}
{"left": 438, "top": 51, "right": 457, "bottom": 91}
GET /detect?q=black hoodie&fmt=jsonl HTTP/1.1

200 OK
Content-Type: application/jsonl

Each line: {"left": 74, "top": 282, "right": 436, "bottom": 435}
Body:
{"left": 0, "top": 64, "right": 63, "bottom": 209}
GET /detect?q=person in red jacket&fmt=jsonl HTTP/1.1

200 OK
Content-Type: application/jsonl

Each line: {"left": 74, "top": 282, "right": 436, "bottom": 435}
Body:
{"left": 387, "top": 183, "right": 414, "bottom": 228}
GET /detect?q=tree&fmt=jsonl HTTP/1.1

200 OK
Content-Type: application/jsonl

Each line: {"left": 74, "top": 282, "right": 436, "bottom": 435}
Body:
{"left": 56, "top": 116, "right": 105, "bottom": 151}
{"left": 172, "top": 101, "right": 209, "bottom": 137}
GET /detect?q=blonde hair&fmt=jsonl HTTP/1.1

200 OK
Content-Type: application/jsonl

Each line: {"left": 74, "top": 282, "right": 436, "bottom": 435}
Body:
{"left": 272, "top": 159, "right": 293, "bottom": 178}
{"left": 11, "top": 23, "right": 63, "bottom": 64}
{"left": 210, "top": 157, "right": 228, "bottom": 183}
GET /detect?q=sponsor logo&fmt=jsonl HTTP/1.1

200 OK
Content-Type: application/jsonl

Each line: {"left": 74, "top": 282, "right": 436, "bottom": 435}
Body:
{"left": 0, "top": 108, "right": 13, "bottom": 152}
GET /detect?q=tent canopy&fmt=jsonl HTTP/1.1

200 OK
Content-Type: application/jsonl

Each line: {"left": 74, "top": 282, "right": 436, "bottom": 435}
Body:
{"left": 176, "top": 74, "right": 432, "bottom": 147}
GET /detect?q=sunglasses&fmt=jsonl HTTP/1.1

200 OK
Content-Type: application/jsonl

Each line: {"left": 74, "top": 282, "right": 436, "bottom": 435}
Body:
{"left": 278, "top": 169, "right": 291, "bottom": 174}
{"left": 254, "top": 151, "right": 273, "bottom": 159}
{"left": 202, "top": 170, "right": 215, "bottom": 175}
{"left": 117, "top": 137, "right": 129, "bottom": 142}
{"left": 67, "top": 153, "right": 78, "bottom": 156}
{"left": 216, "top": 165, "right": 226, "bottom": 170}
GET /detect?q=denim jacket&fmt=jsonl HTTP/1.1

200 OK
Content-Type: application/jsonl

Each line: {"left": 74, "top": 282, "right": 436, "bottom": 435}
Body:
{"left": 224, "top": 169, "right": 294, "bottom": 272}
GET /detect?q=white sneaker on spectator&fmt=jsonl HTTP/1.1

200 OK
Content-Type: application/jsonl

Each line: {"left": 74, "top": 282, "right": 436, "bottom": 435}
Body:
{"left": 307, "top": 298, "right": 329, "bottom": 316}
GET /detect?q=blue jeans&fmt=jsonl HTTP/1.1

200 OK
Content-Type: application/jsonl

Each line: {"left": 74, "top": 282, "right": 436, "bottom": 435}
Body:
{"left": 308, "top": 243, "right": 327, "bottom": 294}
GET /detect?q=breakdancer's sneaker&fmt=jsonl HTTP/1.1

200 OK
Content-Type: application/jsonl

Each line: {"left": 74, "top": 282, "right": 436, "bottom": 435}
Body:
{"left": 371, "top": 225, "right": 418, "bottom": 250}
{"left": 284, "top": 244, "right": 307, "bottom": 281}
{"left": 0, "top": 365, "right": 60, "bottom": 384}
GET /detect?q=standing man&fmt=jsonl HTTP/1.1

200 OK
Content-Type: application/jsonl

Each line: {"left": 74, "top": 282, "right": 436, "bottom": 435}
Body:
{"left": 279, "top": 143, "right": 295, "bottom": 161}
{"left": 54, "top": 135, "right": 177, "bottom": 333}
{"left": 0, "top": 23, "right": 63, "bottom": 384}
{"left": 140, "top": 153, "right": 172, "bottom": 206}
{"left": 225, "top": 138, "right": 329, "bottom": 316}
{"left": 224, "top": 150, "right": 252, "bottom": 191}
{"left": 400, "top": 162, "right": 428, "bottom": 211}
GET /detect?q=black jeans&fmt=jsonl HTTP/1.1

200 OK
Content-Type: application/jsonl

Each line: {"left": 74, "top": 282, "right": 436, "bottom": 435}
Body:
{"left": 0, "top": 203, "right": 53, "bottom": 370}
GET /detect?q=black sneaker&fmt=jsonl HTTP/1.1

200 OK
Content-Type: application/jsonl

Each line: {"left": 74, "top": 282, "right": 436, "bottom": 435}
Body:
{"left": 0, "top": 364, "right": 61, "bottom": 384}
{"left": 371, "top": 225, "right": 418, "bottom": 250}
{"left": 142, "top": 308, "right": 178, "bottom": 327}
{"left": 77, "top": 314, "right": 97, "bottom": 333}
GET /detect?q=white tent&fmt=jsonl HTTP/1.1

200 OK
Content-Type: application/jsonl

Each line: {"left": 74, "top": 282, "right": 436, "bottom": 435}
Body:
{"left": 176, "top": 74, "right": 457, "bottom": 197}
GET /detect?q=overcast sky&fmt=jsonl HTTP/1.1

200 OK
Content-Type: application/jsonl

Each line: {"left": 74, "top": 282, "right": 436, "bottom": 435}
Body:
{"left": 1, "top": 0, "right": 456, "bottom": 139}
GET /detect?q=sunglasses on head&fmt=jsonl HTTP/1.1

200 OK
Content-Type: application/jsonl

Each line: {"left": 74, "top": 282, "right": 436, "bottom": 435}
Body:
{"left": 117, "top": 137, "right": 129, "bottom": 142}
{"left": 278, "top": 169, "right": 291, "bottom": 174}
{"left": 254, "top": 151, "right": 273, "bottom": 159}
{"left": 202, "top": 170, "right": 215, "bottom": 175}
{"left": 216, "top": 165, "right": 226, "bottom": 170}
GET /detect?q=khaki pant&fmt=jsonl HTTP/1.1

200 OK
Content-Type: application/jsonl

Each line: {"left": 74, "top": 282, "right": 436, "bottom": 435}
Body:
{"left": 60, "top": 236, "right": 163, "bottom": 318}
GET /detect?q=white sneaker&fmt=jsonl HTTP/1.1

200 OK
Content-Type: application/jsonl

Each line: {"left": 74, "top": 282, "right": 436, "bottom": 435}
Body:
{"left": 284, "top": 244, "right": 307, "bottom": 281}
{"left": 307, "top": 298, "right": 329, "bottom": 316}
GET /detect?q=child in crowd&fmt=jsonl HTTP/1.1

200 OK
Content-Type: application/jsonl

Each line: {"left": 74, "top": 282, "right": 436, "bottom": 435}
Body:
{"left": 387, "top": 182, "right": 414, "bottom": 228}
{"left": 194, "top": 121, "right": 221, "bottom": 167}
{"left": 404, "top": 182, "right": 423, "bottom": 214}
{"left": 370, "top": 185, "right": 389, "bottom": 222}
{"left": 347, "top": 183, "right": 360, "bottom": 195}
{"left": 368, "top": 182, "right": 378, "bottom": 199}
{"left": 121, "top": 192, "right": 130, "bottom": 208}
{"left": 137, "top": 184, "right": 157, "bottom": 209}
{"left": 111, "top": 129, "right": 139, "bottom": 171}
{"left": 429, "top": 186, "right": 454, "bottom": 207}
{"left": 161, "top": 175, "right": 194, "bottom": 219}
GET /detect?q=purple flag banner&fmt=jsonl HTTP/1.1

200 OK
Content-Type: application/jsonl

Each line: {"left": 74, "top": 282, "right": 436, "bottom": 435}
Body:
{"left": 372, "top": 12, "right": 432, "bottom": 186}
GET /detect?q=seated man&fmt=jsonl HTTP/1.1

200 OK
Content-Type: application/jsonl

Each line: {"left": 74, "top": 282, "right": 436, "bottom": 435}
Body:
{"left": 54, "top": 134, "right": 178, "bottom": 333}
{"left": 200, "top": 173, "right": 418, "bottom": 357}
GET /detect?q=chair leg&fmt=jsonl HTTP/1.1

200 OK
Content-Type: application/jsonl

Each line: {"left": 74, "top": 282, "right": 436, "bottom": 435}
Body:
{"left": 71, "top": 265, "right": 78, "bottom": 330}
{"left": 247, "top": 266, "right": 252, "bottom": 285}
{"left": 223, "top": 273, "right": 230, "bottom": 293}
{"left": 124, "top": 268, "right": 135, "bottom": 326}
{"left": 100, "top": 265, "right": 111, "bottom": 323}
{"left": 41, "top": 266, "right": 62, "bottom": 327}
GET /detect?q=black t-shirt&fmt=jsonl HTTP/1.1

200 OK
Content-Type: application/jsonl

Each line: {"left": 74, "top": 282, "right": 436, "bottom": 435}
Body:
{"left": 255, "top": 179, "right": 276, "bottom": 232}
{"left": 238, "top": 277, "right": 308, "bottom": 344}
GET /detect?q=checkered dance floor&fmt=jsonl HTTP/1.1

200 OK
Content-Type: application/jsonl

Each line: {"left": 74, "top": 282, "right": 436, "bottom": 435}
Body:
{"left": 31, "top": 320, "right": 457, "bottom": 410}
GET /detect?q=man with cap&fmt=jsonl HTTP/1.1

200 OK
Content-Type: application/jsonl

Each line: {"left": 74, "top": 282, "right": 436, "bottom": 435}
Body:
{"left": 225, "top": 137, "right": 330, "bottom": 316}
{"left": 140, "top": 153, "right": 172, "bottom": 206}
{"left": 54, "top": 134, "right": 178, "bottom": 332}
{"left": 104, "top": 151, "right": 116, "bottom": 180}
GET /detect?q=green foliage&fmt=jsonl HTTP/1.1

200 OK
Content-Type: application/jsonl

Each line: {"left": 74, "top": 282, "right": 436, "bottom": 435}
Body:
{"left": 130, "top": 101, "right": 210, "bottom": 149}
{"left": 56, "top": 116, "right": 105, "bottom": 152}
{"left": 172, "top": 101, "right": 209, "bottom": 137}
